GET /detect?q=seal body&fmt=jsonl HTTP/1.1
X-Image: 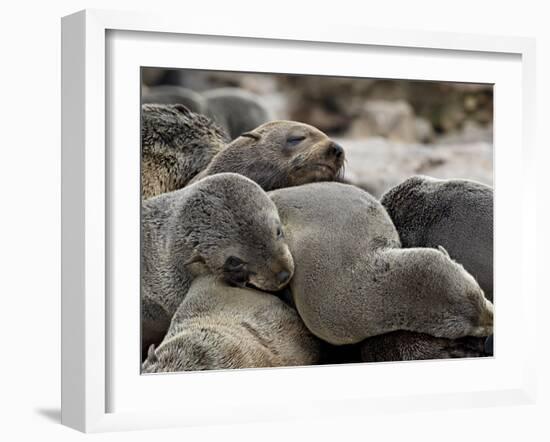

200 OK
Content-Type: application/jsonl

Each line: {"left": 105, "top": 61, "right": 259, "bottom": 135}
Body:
{"left": 269, "top": 182, "right": 493, "bottom": 345}
{"left": 141, "top": 173, "right": 294, "bottom": 355}
{"left": 141, "top": 276, "right": 321, "bottom": 372}
{"left": 359, "top": 331, "right": 488, "bottom": 362}
{"left": 141, "top": 103, "right": 229, "bottom": 199}
{"left": 190, "top": 120, "right": 345, "bottom": 191}
{"left": 204, "top": 88, "right": 272, "bottom": 140}
{"left": 381, "top": 175, "right": 493, "bottom": 300}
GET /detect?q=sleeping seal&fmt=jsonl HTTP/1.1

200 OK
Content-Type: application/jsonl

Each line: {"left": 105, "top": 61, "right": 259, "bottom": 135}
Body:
{"left": 141, "top": 173, "right": 294, "bottom": 355}
{"left": 269, "top": 182, "right": 493, "bottom": 345}
{"left": 142, "top": 275, "right": 321, "bottom": 373}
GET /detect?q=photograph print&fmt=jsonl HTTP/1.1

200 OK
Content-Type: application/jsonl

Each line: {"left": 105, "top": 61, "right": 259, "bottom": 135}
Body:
{"left": 140, "top": 68, "right": 494, "bottom": 374}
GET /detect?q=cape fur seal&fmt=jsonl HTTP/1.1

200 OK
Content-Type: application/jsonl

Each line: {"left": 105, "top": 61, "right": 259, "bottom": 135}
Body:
{"left": 269, "top": 182, "right": 493, "bottom": 345}
{"left": 190, "top": 120, "right": 345, "bottom": 191}
{"left": 141, "top": 103, "right": 229, "bottom": 199}
{"left": 319, "top": 332, "right": 491, "bottom": 364}
{"left": 142, "top": 105, "right": 344, "bottom": 198}
{"left": 381, "top": 175, "right": 493, "bottom": 301}
{"left": 141, "top": 275, "right": 321, "bottom": 373}
{"left": 359, "top": 331, "right": 489, "bottom": 362}
{"left": 203, "top": 88, "right": 273, "bottom": 140}
{"left": 141, "top": 173, "right": 294, "bottom": 355}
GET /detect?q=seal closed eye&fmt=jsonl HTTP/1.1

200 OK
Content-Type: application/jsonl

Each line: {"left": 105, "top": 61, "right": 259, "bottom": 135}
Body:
{"left": 141, "top": 105, "right": 345, "bottom": 197}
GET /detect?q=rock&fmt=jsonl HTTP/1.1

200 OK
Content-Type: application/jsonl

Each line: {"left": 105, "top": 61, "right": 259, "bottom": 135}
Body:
{"left": 141, "top": 85, "right": 206, "bottom": 113}
{"left": 280, "top": 76, "right": 374, "bottom": 134}
{"left": 259, "top": 92, "right": 290, "bottom": 120}
{"left": 349, "top": 100, "right": 417, "bottom": 143}
{"left": 141, "top": 68, "right": 168, "bottom": 86}
{"left": 338, "top": 137, "right": 493, "bottom": 198}
{"left": 415, "top": 117, "right": 435, "bottom": 143}
{"left": 438, "top": 121, "right": 493, "bottom": 145}
{"left": 203, "top": 88, "right": 273, "bottom": 140}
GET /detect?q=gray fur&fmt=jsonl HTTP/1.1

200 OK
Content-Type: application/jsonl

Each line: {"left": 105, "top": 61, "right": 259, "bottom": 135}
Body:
{"left": 359, "top": 331, "right": 488, "bottom": 362}
{"left": 204, "top": 88, "right": 272, "bottom": 140}
{"left": 141, "top": 85, "right": 207, "bottom": 113}
{"left": 141, "top": 275, "right": 321, "bottom": 372}
{"left": 141, "top": 173, "right": 294, "bottom": 354}
{"left": 141, "top": 103, "right": 229, "bottom": 199}
{"left": 269, "top": 182, "right": 493, "bottom": 345}
{"left": 190, "top": 120, "right": 345, "bottom": 191}
{"left": 381, "top": 175, "right": 493, "bottom": 301}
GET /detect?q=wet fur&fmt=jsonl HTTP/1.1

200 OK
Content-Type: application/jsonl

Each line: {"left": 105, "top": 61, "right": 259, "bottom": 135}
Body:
{"left": 269, "top": 182, "right": 493, "bottom": 345}
{"left": 142, "top": 276, "right": 321, "bottom": 372}
{"left": 381, "top": 175, "right": 493, "bottom": 301}
{"left": 141, "top": 104, "right": 229, "bottom": 198}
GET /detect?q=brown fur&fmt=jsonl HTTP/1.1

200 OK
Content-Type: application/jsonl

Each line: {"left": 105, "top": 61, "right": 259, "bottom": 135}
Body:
{"left": 141, "top": 104, "right": 229, "bottom": 199}
{"left": 190, "top": 120, "right": 345, "bottom": 191}
{"left": 142, "top": 276, "right": 321, "bottom": 372}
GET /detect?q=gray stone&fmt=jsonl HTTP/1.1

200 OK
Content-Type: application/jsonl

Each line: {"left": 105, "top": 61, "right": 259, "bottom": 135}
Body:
{"left": 339, "top": 137, "right": 493, "bottom": 198}
{"left": 349, "top": 100, "right": 417, "bottom": 143}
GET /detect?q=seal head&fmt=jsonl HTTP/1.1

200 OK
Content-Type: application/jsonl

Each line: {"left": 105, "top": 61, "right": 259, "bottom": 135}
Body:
{"left": 192, "top": 120, "right": 345, "bottom": 191}
{"left": 162, "top": 173, "right": 294, "bottom": 293}
{"left": 381, "top": 175, "right": 493, "bottom": 301}
{"left": 141, "top": 173, "right": 295, "bottom": 356}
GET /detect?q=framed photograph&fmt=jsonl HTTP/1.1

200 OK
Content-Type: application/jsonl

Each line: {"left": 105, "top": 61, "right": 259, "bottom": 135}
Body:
{"left": 61, "top": 9, "right": 537, "bottom": 433}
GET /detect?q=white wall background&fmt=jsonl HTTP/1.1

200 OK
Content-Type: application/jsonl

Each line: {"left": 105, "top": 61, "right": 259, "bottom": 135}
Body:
{"left": 0, "top": 1, "right": 547, "bottom": 440}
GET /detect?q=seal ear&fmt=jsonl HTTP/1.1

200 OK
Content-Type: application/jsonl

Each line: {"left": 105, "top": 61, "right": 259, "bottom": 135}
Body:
{"left": 240, "top": 132, "right": 261, "bottom": 141}
{"left": 146, "top": 344, "right": 158, "bottom": 363}
{"left": 172, "top": 104, "right": 191, "bottom": 115}
{"left": 437, "top": 245, "right": 450, "bottom": 258}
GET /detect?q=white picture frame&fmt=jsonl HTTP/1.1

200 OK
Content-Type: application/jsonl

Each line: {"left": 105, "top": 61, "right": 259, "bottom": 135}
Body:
{"left": 61, "top": 9, "right": 537, "bottom": 433}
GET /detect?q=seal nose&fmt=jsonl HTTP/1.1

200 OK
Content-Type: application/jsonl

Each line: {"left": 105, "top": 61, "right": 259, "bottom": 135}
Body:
{"left": 276, "top": 270, "right": 291, "bottom": 285}
{"left": 327, "top": 142, "right": 344, "bottom": 159}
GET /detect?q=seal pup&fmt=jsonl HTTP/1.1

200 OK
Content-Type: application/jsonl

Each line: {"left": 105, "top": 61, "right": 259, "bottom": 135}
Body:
{"left": 141, "top": 275, "right": 321, "bottom": 373}
{"left": 203, "top": 88, "right": 272, "bottom": 140}
{"left": 359, "top": 331, "right": 489, "bottom": 362}
{"left": 141, "top": 103, "right": 229, "bottom": 199}
{"left": 320, "top": 333, "right": 489, "bottom": 364}
{"left": 269, "top": 182, "right": 493, "bottom": 345}
{"left": 190, "top": 120, "right": 345, "bottom": 191}
{"left": 141, "top": 173, "right": 294, "bottom": 355}
{"left": 381, "top": 175, "right": 493, "bottom": 301}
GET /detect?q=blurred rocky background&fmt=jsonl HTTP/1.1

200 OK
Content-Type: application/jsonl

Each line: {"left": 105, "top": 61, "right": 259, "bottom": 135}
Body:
{"left": 142, "top": 68, "right": 493, "bottom": 198}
